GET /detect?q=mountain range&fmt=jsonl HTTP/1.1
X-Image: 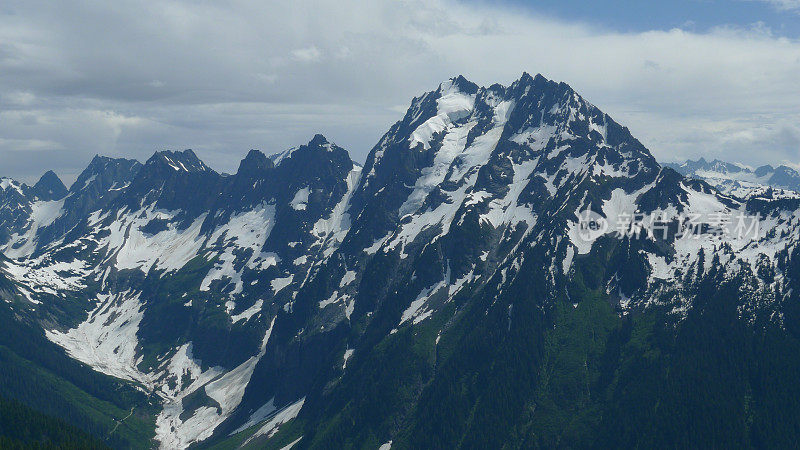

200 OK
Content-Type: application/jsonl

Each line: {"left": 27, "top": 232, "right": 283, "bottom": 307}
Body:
{"left": 665, "top": 157, "right": 800, "bottom": 198}
{"left": 1, "top": 73, "right": 800, "bottom": 449}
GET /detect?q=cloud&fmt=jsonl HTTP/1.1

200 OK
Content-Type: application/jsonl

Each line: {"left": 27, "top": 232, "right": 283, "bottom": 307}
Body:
{"left": 291, "top": 46, "right": 322, "bottom": 63}
{"left": 756, "top": 0, "right": 800, "bottom": 11}
{"left": 1, "top": 0, "right": 800, "bottom": 184}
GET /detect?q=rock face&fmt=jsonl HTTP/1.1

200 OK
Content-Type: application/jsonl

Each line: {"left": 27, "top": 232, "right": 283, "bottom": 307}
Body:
{"left": 32, "top": 171, "right": 68, "bottom": 201}
{"left": 2, "top": 74, "right": 800, "bottom": 448}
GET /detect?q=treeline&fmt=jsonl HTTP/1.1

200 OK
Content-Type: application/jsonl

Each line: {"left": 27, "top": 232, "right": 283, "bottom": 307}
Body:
{"left": 0, "top": 296, "right": 155, "bottom": 448}
{"left": 301, "top": 236, "right": 800, "bottom": 448}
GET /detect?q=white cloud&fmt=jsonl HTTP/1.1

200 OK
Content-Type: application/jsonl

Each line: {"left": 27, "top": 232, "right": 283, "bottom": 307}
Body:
{"left": 291, "top": 46, "right": 322, "bottom": 63}
{"left": 1, "top": 0, "right": 799, "bottom": 183}
{"left": 756, "top": 0, "right": 800, "bottom": 11}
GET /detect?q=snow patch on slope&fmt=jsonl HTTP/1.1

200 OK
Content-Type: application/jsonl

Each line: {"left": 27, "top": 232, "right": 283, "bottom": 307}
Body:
{"left": 109, "top": 208, "right": 207, "bottom": 273}
{"left": 155, "top": 317, "right": 277, "bottom": 448}
{"left": 200, "top": 203, "right": 277, "bottom": 296}
{"left": 46, "top": 291, "right": 152, "bottom": 387}
{"left": 244, "top": 397, "right": 306, "bottom": 445}
{"left": 2, "top": 199, "right": 65, "bottom": 258}
{"left": 312, "top": 165, "right": 362, "bottom": 245}
{"left": 408, "top": 79, "right": 476, "bottom": 151}
{"left": 290, "top": 187, "right": 310, "bottom": 211}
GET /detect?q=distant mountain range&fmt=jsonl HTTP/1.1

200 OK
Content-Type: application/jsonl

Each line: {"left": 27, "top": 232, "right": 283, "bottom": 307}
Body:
{"left": 665, "top": 157, "right": 800, "bottom": 198}
{"left": 2, "top": 73, "right": 800, "bottom": 449}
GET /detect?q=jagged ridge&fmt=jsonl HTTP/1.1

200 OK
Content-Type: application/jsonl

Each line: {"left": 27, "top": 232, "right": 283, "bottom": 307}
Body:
{"left": 0, "top": 74, "right": 799, "bottom": 449}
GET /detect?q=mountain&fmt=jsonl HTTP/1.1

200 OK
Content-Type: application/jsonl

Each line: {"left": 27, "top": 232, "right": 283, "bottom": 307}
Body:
{"left": 665, "top": 157, "right": 800, "bottom": 198}
{"left": 0, "top": 261, "right": 155, "bottom": 448}
{"left": 32, "top": 170, "right": 68, "bottom": 201}
{"left": 1, "top": 74, "right": 800, "bottom": 449}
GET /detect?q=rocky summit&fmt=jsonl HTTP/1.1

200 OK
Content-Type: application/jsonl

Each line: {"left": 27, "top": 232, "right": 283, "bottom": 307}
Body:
{"left": 2, "top": 74, "right": 800, "bottom": 448}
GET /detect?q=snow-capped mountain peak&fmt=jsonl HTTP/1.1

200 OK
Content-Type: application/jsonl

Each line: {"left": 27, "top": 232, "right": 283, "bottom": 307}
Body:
{"left": 2, "top": 74, "right": 800, "bottom": 449}
{"left": 147, "top": 149, "right": 213, "bottom": 173}
{"left": 666, "top": 157, "right": 800, "bottom": 198}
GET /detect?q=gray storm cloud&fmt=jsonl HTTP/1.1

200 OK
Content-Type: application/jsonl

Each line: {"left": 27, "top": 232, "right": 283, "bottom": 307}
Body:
{"left": 1, "top": 0, "right": 800, "bottom": 184}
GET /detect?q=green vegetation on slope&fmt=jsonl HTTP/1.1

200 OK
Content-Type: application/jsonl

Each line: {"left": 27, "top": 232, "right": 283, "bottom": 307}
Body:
{"left": 0, "top": 280, "right": 156, "bottom": 449}
{"left": 0, "top": 396, "right": 109, "bottom": 449}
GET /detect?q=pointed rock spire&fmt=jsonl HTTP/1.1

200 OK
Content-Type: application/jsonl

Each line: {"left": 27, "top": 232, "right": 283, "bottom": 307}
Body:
{"left": 33, "top": 170, "right": 68, "bottom": 201}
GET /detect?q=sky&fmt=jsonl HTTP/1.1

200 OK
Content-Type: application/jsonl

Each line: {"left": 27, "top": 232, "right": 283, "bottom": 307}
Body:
{"left": 2, "top": 0, "right": 800, "bottom": 185}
